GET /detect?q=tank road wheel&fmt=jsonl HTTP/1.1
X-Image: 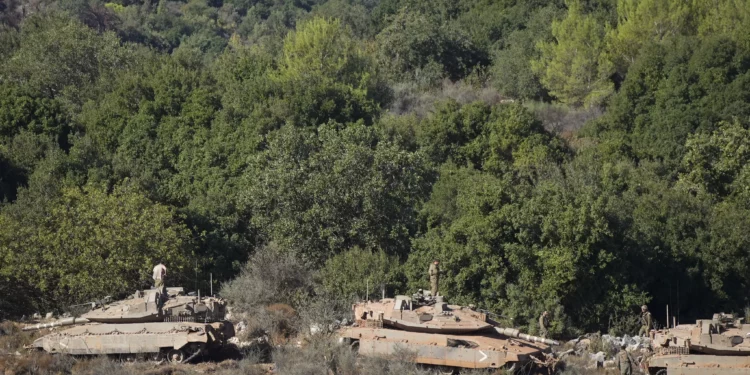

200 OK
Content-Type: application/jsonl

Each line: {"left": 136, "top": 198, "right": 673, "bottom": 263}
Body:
{"left": 167, "top": 349, "right": 185, "bottom": 364}
{"left": 147, "top": 352, "right": 165, "bottom": 364}
{"left": 118, "top": 354, "right": 137, "bottom": 362}
{"left": 349, "top": 340, "right": 359, "bottom": 353}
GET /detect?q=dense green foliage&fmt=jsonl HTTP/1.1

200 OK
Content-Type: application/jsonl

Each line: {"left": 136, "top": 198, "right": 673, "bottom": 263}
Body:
{"left": 1, "top": 0, "right": 749, "bottom": 337}
{"left": 0, "top": 185, "right": 194, "bottom": 310}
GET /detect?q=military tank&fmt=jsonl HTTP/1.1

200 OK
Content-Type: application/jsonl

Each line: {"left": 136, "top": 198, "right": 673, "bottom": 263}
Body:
{"left": 337, "top": 291, "right": 559, "bottom": 373}
{"left": 644, "top": 312, "right": 750, "bottom": 375}
{"left": 22, "top": 287, "right": 235, "bottom": 364}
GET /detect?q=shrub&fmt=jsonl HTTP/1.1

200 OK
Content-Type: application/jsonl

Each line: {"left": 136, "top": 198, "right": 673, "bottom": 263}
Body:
{"left": 221, "top": 243, "right": 314, "bottom": 314}
{"left": 221, "top": 243, "right": 314, "bottom": 342}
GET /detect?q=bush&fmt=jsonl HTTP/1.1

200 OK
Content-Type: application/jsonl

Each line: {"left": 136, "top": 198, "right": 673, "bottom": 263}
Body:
{"left": 221, "top": 243, "right": 314, "bottom": 342}
{"left": 297, "top": 297, "right": 354, "bottom": 337}
{"left": 0, "top": 321, "right": 34, "bottom": 352}
{"left": 221, "top": 243, "right": 314, "bottom": 313}
{"left": 607, "top": 313, "right": 642, "bottom": 337}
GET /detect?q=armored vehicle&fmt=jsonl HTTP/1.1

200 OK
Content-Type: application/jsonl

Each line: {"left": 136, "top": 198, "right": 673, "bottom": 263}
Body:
{"left": 23, "top": 287, "right": 235, "bottom": 363}
{"left": 337, "top": 292, "right": 559, "bottom": 373}
{"left": 644, "top": 313, "right": 750, "bottom": 375}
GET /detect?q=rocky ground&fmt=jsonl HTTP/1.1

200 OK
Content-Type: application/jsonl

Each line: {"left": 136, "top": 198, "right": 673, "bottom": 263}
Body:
{"left": 568, "top": 333, "right": 651, "bottom": 366}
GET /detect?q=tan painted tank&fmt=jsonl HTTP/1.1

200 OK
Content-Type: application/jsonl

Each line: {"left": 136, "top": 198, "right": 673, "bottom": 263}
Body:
{"left": 337, "top": 292, "right": 559, "bottom": 373}
{"left": 22, "top": 287, "right": 235, "bottom": 363}
{"left": 644, "top": 313, "right": 750, "bottom": 375}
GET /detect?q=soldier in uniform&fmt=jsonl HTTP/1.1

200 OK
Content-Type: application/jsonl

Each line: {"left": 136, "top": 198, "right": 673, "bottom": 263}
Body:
{"left": 539, "top": 311, "right": 550, "bottom": 338}
{"left": 152, "top": 261, "right": 167, "bottom": 294}
{"left": 152, "top": 261, "right": 168, "bottom": 309}
{"left": 639, "top": 304, "right": 652, "bottom": 337}
{"left": 615, "top": 343, "right": 633, "bottom": 375}
{"left": 428, "top": 260, "right": 440, "bottom": 296}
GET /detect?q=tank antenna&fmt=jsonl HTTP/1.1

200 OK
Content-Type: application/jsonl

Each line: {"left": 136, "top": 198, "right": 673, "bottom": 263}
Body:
{"left": 366, "top": 279, "right": 369, "bottom": 302}
{"left": 210, "top": 273, "right": 213, "bottom": 296}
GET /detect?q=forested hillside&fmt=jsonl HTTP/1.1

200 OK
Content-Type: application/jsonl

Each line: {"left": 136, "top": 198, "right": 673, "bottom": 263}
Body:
{"left": 1, "top": 0, "right": 749, "bottom": 337}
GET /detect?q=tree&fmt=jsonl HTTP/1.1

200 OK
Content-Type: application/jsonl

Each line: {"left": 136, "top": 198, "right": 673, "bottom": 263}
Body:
{"left": 375, "top": 7, "right": 486, "bottom": 85}
{"left": 275, "top": 17, "right": 389, "bottom": 126}
{"left": 491, "top": 4, "right": 563, "bottom": 101}
{"left": 2, "top": 13, "right": 133, "bottom": 105}
{"left": 607, "top": 0, "right": 697, "bottom": 72}
{"left": 0, "top": 185, "right": 195, "bottom": 310}
{"left": 418, "top": 100, "right": 566, "bottom": 174}
{"left": 585, "top": 35, "right": 750, "bottom": 166}
{"left": 532, "top": 0, "right": 614, "bottom": 107}
{"left": 0, "top": 84, "right": 69, "bottom": 146}
{"left": 406, "top": 161, "right": 645, "bottom": 334}
{"left": 696, "top": 0, "right": 750, "bottom": 49}
{"left": 318, "top": 247, "right": 404, "bottom": 300}
{"left": 242, "top": 123, "right": 433, "bottom": 264}
{"left": 678, "top": 120, "right": 750, "bottom": 198}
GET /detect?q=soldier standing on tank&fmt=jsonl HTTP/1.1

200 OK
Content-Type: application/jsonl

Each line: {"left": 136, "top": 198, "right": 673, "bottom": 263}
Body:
{"left": 615, "top": 343, "right": 633, "bottom": 375}
{"left": 428, "top": 260, "right": 440, "bottom": 297}
{"left": 639, "top": 304, "right": 652, "bottom": 337}
{"left": 153, "top": 261, "right": 167, "bottom": 295}
{"left": 539, "top": 311, "right": 550, "bottom": 338}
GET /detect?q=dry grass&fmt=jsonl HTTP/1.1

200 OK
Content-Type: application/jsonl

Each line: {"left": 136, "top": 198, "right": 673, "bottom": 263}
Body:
{"left": 273, "top": 334, "right": 440, "bottom": 375}
{"left": 0, "top": 322, "right": 36, "bottom": 353}
{"left": 0, "top": 351, "right": 75, "bottom": 375}
{"left": 389, "top": 79, "right": 507, "bottom": 118}
{"left": 0, "top": 344, "right": 601, "bottom": 375}
{"left": 523, "top": 101, "right": 603, "bottom": 139}
{"left": 1, "top": 354, "right": 273, "bottom": 375}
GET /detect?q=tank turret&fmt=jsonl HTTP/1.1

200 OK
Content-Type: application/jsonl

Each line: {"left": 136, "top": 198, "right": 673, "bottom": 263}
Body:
{"left": 23, "top": 287, "right": 228, "bottom": 331}
{"left": 645, "top": 313, "right": 750, "bottom": 375}
{"left": 23, "top": 287, "right": 234, "bottom": 363}
{"left": 651, "top": 312, "right": 750, "bottom": 355}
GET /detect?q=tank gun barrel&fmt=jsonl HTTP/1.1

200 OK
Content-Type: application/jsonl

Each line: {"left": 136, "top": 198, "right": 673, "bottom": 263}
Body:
{"left": 494, "top": 327, "right": 559, "bottom": 346}
{"left": 22, "top": 317, "right": 90, "bottom": 331}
